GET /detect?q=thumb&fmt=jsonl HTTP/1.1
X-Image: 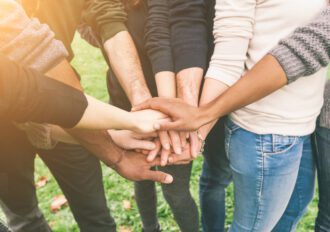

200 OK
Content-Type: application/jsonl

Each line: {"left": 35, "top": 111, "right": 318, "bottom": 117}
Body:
{"left": 144, "top": 170, "right": 173, "bottom": 184}
{"left": 131, "top": 100, "right": 151, "bottom": 112}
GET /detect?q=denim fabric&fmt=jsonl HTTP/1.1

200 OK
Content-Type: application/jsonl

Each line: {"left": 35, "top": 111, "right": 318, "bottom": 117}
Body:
{"left": 272, "top": 134, "right": 315, "bottom": 231}
{"left": 225, "top": 119, "right": 313, "bottom": 232}
{"left": 315, "top": 125, "right": 330, "bottom": 232}
{"left": 199, "top": 119, "right": 232, "bottom": 232}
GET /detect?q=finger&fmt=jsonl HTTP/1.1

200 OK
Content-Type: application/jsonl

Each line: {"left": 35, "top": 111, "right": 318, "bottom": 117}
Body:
{"left": 143, "top": 170, "right": 173, "bottom": 184}
{"left": 147, "top": 139, "right": 161, "bottom": 162}
{"left": 189, "top": 132, "right": 200, "bottom": 158}
{"left": 159, "top": 131, "right": 171, "bottom": 150}
{"left": 169, "top": 131, "right": 182, "bottom": 155}
{"left": 142, "top": 149, "right": 150, "bottom": 155}
{"left": 168, "top": 152, "right": 191, "bottom": 164}
{"left": 134, "top": 132, "right": 158, "bottom": 139}
{"left": 160, "top": 148, "right": 170, "bottom": 166}
{"left": 171, "top": 160, "right": 191, "bottom": 165}
{"left": 132, "top": 139, "right": 156, "bottom": 151}
{"left": 180, "top": 132, "right": 187, "bottom": 147}
{"left": 157, "top": 121, "right": 185, "bottom": 131}
{"left": 131, "top": 99, "right": 153, "bottom": 111}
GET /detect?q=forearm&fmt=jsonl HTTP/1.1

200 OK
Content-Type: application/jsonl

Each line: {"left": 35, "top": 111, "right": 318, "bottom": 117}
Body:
{"left": 198, "top": 78, "right": 229, "bottom": 138}
{"left": 66, "top": 128, "right": 124, "bottom": 166}
{"left": 104, "top": 31, "right": 151, "bottom": 105}
{"left": 75, "top": 95, "right": 136, "bottom": 130}
{"left": 176, "top": 67, "right": 203, "bottom": 106}
{"left": 200, "top": 55, "right": 287, "bottom": 125}
{"left": 156, "top": 72, "right": 176, "bottom": 98}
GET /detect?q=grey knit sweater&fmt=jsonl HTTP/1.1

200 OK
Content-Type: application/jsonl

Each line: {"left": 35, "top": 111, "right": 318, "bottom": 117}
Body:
{"left": 271, "top": 5, "right": 330, "bottom": 129}
{"left": 0, "top": 0, "right": 68, "bottom": 73}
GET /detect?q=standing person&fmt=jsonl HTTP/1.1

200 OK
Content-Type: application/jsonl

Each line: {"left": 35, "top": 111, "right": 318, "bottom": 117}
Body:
{"left": 134, "top": 3, "right": 330, "bottom": 232}
{"left": 0, "top": 1, "right": 172, "bottom": 232}
{"left": 1, "top": 2, "right": 118, "bottom": 231}
{"left": 198, "top": 0, "right": 327, "bottom": 230}
{"left": 99, "top": 0, "right": 211, "bottom": 231}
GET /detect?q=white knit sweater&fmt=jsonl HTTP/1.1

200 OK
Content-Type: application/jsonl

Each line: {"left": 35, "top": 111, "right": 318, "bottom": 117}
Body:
{"left": 206, "top": 0, "right": 328, "bottom": 136}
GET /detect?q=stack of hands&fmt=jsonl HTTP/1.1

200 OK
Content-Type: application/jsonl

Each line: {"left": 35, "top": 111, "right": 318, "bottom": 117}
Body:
{"left": 121, "top": 106, "right": 204, "bottom": 166}
{"left": 18, "top": 97, "right": 207, "bottom": 185}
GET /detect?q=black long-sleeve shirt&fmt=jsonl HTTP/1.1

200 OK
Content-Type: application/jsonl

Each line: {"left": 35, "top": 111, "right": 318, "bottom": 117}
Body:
{"left": 0, "top": 55, "right": 88, "bottom": 128}
{"left": 145, "top": 0, "right": 213, "bottom": 75}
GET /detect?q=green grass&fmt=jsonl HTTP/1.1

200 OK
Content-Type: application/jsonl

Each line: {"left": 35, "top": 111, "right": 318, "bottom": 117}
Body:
{"left": 1, "top": 35, "right": 328, "bottom": 231}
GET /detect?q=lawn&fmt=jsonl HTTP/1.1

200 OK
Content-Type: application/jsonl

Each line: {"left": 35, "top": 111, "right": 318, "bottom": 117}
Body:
{"left": 1, "top": 36, "right": 328, "bottom": 232}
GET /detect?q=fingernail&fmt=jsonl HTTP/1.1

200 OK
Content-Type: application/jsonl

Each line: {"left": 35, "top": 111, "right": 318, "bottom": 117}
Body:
{"left": 149, "top": 144, "right": 156, "bottom": 150}
{"left": 165, "top": 175, "right": 173, "bottom": 184}
{"left": 154, "top": 124, "right": 160, "bottom": 130}
{"left": 169, "top": 157, "right": 173, "bottom": 163}
{"left": 164, "top": 144, "right": 170, "bottom": 150}
{"left": 175, "top": 147, "right": 182, "bottom": 155}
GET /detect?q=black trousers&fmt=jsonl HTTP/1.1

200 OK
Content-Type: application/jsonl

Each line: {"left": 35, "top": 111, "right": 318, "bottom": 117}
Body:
{"left": 0, "top": 122, "right": 116, "bottom": 232}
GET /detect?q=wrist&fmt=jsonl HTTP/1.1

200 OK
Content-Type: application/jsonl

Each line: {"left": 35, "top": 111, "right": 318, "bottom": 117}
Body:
{"left": 107, "top": 148, "right": 125, "bottom": 170}
{"left": 130, "top": 82, "right": 152, "bottom": 106}
{"left": 198, "top": 105, "right": 214, "bottom": 128}
{"left": 156, "top": 71, "right": 176, "bottom": 98}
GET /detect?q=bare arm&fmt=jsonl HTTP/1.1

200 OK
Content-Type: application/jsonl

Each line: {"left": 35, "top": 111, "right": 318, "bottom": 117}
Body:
{"left": 132, "top": 55, "right": 287, "bottom": 132}
{"left": 104, "top": 31, "right": 151, "bottom": 105}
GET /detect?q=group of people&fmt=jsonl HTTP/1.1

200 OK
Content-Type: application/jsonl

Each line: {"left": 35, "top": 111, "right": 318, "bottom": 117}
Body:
{"left": 0, "top": 0, "right": 329, "bottom": 232}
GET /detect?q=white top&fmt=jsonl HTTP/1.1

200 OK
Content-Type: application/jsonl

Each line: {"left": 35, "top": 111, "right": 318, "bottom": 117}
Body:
{"left": 206, "top": 0, "right": 328, "bottom": 136}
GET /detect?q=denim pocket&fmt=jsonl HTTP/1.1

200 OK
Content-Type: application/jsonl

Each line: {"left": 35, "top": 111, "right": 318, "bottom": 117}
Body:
{"left": 224, "top": 118, "right": 241, "bottom": 134}
{"left": 261, "top": 134, "right": 300, "bottom": 156}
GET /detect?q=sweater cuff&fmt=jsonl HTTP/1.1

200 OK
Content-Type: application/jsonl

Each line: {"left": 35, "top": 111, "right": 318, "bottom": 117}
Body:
{"left": 270, "top": 45, "right": 305, "bottom": 84}
{"left": 205, "top": 66, "right": 239, "bottom": 86}
{"left": 100, "top": 22, "right": 127, "bottom": 44}
{"left": 174, "top": 50, "right": 207, "bottom": 73}
{"left": 150, "top": 53, "right": 174, "bottom": 75}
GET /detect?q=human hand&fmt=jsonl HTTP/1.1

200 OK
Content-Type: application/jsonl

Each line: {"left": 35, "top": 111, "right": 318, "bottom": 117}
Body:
{"left": 145, "top": 131, "right": 204, "bottom": 165}
{"left": 166, "top": 131, "right": 204, "bottom": 164}
{"left": 113, "top": 149, "right": 173, "bottom": 184}
{"left": 109, "top": 130, "right": 157, "bottom": 151}
{"left": 132, "top": 97, "right": 209, "bottom": 132}
{"left": 130, "top": 109, "right": 169, "bottom": 133}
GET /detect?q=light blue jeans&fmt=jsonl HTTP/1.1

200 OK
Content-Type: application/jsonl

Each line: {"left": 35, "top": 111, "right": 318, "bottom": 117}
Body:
{"left": 225, "top": 119, "right": 315, "bottom": 232}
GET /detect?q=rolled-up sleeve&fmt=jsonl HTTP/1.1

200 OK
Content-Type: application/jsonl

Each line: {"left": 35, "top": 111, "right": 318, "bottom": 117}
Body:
{"left": 169, "top": 0, "right": 208, "bottom": 72}
{"left": 206, "top": 0, "right": 256, "bottom": 86}
{"left": 0, "top": 0, "right": 68, "bottom": 73}
{"left": 145, "top": 0, "right": 174, "bottom": 75}
{"left": 82, "top": 0, "right": 128, "bottom": 44}
{"left": 0, "top": 55, "right": 88, "bottom": 128}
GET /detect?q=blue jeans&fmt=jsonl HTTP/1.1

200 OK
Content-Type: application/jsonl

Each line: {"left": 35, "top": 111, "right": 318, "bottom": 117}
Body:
{"left": 225, "top": 119, "right": 315, "bottom": 232}
{"left": 272, "top": 132, "right": 315, "bottom": 231}
{"left": 314, "top": 125, "right": 330, "bottom": 232}
{"left": 200, "top": 119, "right": 232, "bottom": 232}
